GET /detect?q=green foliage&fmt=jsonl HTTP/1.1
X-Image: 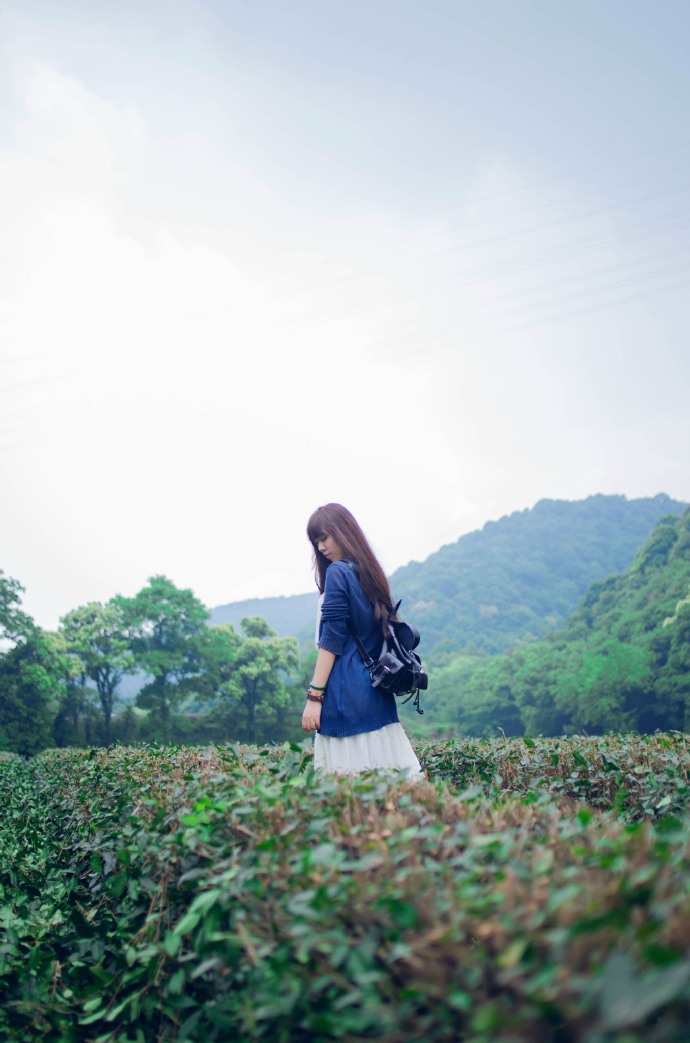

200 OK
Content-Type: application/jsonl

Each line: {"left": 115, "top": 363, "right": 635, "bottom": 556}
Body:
{"left": 397, "top": 493, "right": 687, "bottom": 661}
{"left": 0, "top": 569, "right": 35, "bottom": 644}
{"left": 417, "top": 732, "right": 690, "bottom": 820}
{"left": 198, "top": 617, "right": 300, "bottom": 743}
{"left": 2, "top": 738, "right": 690, "bottom": 1042}
{"left": 114, "top": 575, "right": 210, "bottom": 728}
{"left": 435, "top": 509, "right": 690, "bottom": 737}
{"left": 0, "top": 570, "right": 62, "bottom": 754}
{"left": 0, "top": 565, "right": 307, "bottom": 749}
{"left": 59, "top": 602, "right": 134, "bottom": 743}
{"left": 0, "top": 627, "right": 66, "bottom": 756}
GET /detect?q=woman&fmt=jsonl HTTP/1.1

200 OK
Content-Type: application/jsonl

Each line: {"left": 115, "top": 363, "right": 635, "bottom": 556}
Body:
{"left": 302, "top": 503, "right": 422, "bottom": 777}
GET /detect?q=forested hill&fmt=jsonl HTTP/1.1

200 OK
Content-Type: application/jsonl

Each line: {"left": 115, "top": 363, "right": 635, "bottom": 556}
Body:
{"left": 391, "top": 492, "right": 687, "bottom": 661}
{"left": 210, "top": 493, "right": 687, "bottom": 659}
{"left": 431, "top": 506, "right": 690, "bottom": 737}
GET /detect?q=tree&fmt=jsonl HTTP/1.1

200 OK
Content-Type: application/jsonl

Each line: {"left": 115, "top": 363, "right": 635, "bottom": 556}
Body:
{"left": 59, "top": 602, "right": 134, "bottom": 744}
{"left": 0, "top": 630, "right": 65, "bottom": 756}
{"left": 199, "top": 616, "right": 299, "bottom": 743}
{"left": 47, "top": 630, "right": 93, "bottom": 747}
{"left": 196, "top": 623, "right": 241, "bottom": 708}
{"left": 0, "top": 571, "right": 65, "bottom": 754}
{"left": 114, "top": 576, "right": 209, "bottom": 728}
{"left": 0, "top": 569, "right": 35, "bottom": 644}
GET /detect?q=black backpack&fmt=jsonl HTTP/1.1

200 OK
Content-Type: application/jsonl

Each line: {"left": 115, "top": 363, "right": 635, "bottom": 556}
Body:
{"left": 348, "top": 600, "right": 428, "bottom": 714}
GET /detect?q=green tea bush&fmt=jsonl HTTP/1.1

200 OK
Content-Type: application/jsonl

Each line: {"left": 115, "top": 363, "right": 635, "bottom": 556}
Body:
{"left": 1, "top": 739, "right": 690, "bottom": 1042}
{"left": 416, "top": 732, "right": 690, "bottom": 820}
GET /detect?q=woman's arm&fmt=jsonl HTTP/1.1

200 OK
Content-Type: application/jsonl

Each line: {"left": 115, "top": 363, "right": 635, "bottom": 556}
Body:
{"left": 303, "top": 561, "right": 350, "bottom": 733}
{"left": 301, "top": 647, "right": 336, "bottom": 732}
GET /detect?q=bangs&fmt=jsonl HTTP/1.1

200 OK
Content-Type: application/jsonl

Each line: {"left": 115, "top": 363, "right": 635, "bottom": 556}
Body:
{"left": 307, "top": 506, "right": 332, "bottom": 545}
{"left": 307, "top": 503, "right": 355, "bottom": 547}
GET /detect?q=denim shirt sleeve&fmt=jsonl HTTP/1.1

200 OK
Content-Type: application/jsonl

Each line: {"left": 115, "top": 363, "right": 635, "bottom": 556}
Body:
{"left": 318, "top": 561, "right": 350, "bottom": 655}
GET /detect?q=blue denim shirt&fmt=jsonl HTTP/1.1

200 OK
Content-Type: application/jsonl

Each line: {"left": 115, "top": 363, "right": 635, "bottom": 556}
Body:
{"left": 318, "top": 559, "right": 399, "bottom": 738}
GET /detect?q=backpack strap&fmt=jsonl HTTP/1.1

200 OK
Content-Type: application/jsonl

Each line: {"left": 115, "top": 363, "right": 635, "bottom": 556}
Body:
{"left": 342, "top": 559, "right": 391, "bottom": 669}
{"left": 347, "top": 619, "right": 378, "bottom": 669}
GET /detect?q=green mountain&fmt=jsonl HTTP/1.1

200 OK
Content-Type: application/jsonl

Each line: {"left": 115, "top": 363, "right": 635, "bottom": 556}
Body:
{"left": 211, "top": 494, "right": 687, "bottom": 660}
{"left": 392, "top": 493, "right": 687, "bottom": 662}
{"left": 432, "top": 507, "right": 690, "bottom": 737}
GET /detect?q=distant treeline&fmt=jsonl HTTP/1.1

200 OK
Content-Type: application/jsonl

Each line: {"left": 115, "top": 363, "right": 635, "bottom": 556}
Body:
{"left": 0, "top": 573, "right": 315, "bottom": 755}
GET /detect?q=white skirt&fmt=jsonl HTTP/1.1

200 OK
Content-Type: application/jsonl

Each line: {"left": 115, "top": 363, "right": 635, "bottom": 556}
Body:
{"left": 314, "top": 722, "right": 423, "bottom": 778}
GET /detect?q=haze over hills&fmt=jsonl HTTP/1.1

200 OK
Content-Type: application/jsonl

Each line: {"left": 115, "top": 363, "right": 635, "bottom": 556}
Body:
{"left": 210, "top": 494, "right": 687, "bottom": 662}
{"left": 211, "top": 592, "right": 319, "bottom": 646}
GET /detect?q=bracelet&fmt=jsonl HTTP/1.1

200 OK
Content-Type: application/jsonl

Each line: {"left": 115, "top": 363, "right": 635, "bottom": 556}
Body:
{"left": 307, "top": 693, "right": 324, "bottom": 704}
{"left": 309, "top": 682, "right": 326, "bottom": 691}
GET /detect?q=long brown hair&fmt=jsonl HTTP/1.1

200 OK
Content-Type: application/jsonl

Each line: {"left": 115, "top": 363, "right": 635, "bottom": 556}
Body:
{"left": 307, "top": 503, "right": 394, "bottom": 627}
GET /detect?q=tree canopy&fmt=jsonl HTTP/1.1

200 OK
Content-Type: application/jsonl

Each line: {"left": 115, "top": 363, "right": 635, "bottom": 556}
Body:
{"left": 60, "top": 602, "right": 134, "bottom": 744}
{"left": 199, "top": 617, "right": 300, "bottom": 744}
{"left": 113, "top": 575, "right": 209, "bottom": 729}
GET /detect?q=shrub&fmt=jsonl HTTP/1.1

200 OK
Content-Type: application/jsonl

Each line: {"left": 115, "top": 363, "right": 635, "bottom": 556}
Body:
{"left": 1, "top": 739, "right": 689, "bottom": 1041}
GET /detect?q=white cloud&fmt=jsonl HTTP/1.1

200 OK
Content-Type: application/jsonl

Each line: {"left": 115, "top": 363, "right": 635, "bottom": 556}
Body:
{"left": 1, "top": 58, "right": 688, "bottom": 629}
{"left": 0, "top": 64, "right": 465, "bottom": 624}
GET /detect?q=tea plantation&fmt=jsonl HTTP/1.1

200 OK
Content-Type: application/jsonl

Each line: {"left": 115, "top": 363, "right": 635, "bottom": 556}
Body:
{"left": 2, "top": 736, "right": 690, "bottom": 1042}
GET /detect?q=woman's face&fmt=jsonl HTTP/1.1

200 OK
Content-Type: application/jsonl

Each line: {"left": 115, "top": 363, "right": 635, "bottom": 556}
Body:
{"left": 316, "top": 532, "right": 346, "bottom": 562}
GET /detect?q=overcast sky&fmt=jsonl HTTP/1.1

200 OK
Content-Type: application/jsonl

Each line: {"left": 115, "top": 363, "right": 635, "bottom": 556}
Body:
{"left": 1, "top": 0, "right": 689, "bottom": 630}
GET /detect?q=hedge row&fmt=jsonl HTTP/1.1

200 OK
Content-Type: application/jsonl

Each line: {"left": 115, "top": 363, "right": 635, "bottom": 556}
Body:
{"left": 1, "top": 740, "right": 690, "bottom": 1041}
{"left": 192, "top": 732, "right": 690, "bottom": 820}
{"left": 416, "top": 732, "right": 690, "bottom": 819}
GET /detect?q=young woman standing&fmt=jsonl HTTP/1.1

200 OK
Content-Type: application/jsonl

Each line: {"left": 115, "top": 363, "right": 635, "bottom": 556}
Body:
{"left": 302, "top": 503, "right": 422, "bottom": 777}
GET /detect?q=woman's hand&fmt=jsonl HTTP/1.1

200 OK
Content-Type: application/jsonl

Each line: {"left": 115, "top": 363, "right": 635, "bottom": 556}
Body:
{"left": 302, "top": 698, "right": 322, "bottom": 733}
